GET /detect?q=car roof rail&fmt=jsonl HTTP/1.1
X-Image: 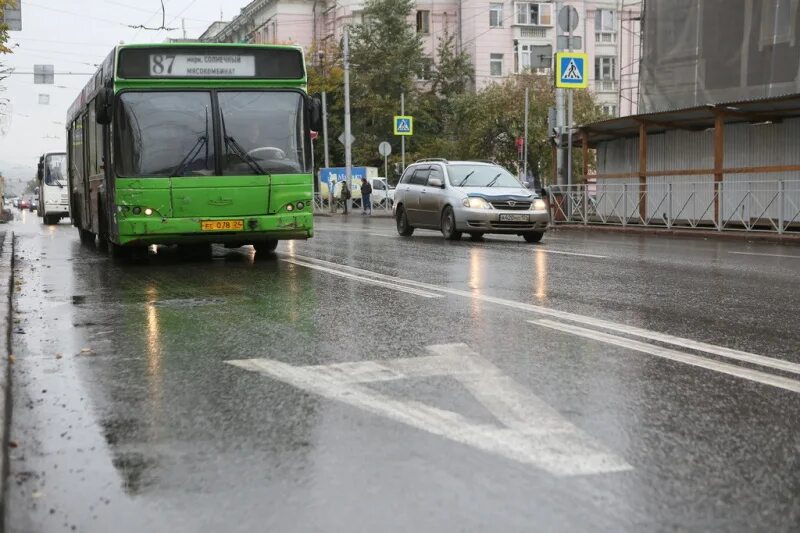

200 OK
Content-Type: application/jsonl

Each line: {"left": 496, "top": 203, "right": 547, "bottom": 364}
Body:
{"left": 469, "top": 159, "right": 496, "bottom": 164}
{"left": 414, "top": 158, "right": 449, "bottom": 164}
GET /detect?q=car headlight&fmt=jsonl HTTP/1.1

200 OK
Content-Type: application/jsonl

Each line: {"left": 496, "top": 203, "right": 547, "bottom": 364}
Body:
{"left": 531, "top": 199, "right": 547, "bottom": 211}
{"left": 462, "top": 197, "right": 492, "bottom": 209}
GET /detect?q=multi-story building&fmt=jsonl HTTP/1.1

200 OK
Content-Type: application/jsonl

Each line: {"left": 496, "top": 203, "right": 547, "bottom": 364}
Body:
{"left": 202, "top": 0, "right": 641, "bottom": 116}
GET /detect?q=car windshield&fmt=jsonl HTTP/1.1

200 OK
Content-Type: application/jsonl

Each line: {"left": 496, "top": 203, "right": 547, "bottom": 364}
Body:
{"left": 218, "top": 91, "right": 307, "bottom": 175}
{"left": 115, "top": 91, "right": 215, "bottom": 177}
{"left": 447, "top": 165, "right": 522, "bottom": 188}
{"left": 44, "top": 154, "right": 66, "bottom": 186}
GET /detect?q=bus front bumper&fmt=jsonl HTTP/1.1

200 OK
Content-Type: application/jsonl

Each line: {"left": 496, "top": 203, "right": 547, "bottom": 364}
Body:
{"left": 116, "top": 212, "right": 313, "bottom": 246}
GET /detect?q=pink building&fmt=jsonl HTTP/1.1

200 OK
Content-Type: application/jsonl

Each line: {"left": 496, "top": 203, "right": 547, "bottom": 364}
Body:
{"left": 204, "top": 0, "right": 641, "bottom": 116}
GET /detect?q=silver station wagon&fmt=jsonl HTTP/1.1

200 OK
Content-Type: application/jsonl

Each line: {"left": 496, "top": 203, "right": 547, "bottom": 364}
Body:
{"left": 393, "top": 159, "right": 549, "bottom": 242}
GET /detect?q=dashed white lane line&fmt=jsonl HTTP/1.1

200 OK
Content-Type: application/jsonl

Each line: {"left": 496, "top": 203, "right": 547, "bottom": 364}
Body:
{"left": 283, "top": 258, "right": 442, "bottom": 298}
{"left": 285, "top": 254, "right": 799, "bottom": 389}
{"left": 533, "top": 249, "right": 607, "bottom": 259}
{"left": 729, "top": 251, "right": 800, "bottom": 259}
{"left": 532, "top": 319, "right": 800, "bottom": 394}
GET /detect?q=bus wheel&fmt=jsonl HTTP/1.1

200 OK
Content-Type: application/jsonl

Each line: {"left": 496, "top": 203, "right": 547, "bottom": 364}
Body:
{"left": 253, "top": 240, "right": 278, "bottom": 255}
{"left": 78, "top": 228, "right": 95, "bottom": 246}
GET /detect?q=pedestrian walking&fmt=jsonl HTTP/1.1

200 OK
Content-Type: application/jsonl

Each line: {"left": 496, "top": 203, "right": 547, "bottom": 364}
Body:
{"left": 340, "top": 181, "right": 351, "bottom": 214}
{"left": 360, "top": 178, "right": 373, "bottom": 215}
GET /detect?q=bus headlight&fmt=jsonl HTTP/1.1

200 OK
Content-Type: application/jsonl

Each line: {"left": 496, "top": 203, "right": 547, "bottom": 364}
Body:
{"left": 286, "top": 204, "right": 294, "bottom": 211}
{"left": 132, "top": 207, "right": 142, "bottom": 215}
{"left": 296, "top": 201, "right": 305, "bottom": 210}
{"left": 144, "top": 208, "right": 153, "bottom": 216}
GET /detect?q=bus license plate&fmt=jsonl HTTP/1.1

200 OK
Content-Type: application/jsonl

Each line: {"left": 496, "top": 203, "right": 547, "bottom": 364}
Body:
{"left": 499, "top": 214, "right": 529, "bottom": 222}
{"left": 201, "top": 219, "right": 244, "bottom": 231}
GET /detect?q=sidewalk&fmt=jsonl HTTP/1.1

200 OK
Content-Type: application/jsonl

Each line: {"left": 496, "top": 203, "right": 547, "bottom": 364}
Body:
{"left": 314, "top": 210, "right": 393, "bottom": 218}
{"left": 0, "top": 231, "right": 14, "bottom": 523}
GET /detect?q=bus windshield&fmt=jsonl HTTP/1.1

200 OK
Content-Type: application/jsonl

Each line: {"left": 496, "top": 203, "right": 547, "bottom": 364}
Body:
{"left": 114, "top": 91, "right": 307, "bottom": 178}
{"left": 45, "top": 154, "right": 67, "bottom": 186}
{"left": 115, "top": 92, "right": 215, "bottom": 177}
{"left": 218, "top": 91, "right": 307, "bottom": 175}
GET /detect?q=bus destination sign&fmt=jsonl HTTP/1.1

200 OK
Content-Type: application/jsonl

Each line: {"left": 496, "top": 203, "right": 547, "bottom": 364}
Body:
{"left": 149, "top": 53, "right": 256, "bottom": 77}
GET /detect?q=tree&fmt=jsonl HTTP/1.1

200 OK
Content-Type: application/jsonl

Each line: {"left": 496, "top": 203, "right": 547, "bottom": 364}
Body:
{"left": 346, "top": 0, "right": 425, "bottom": 171}
{"left": 429, "top": 28, "right": 473, "bottom": 99}
{"left": 0, "top": 1, "right": 16, "bottom": 55}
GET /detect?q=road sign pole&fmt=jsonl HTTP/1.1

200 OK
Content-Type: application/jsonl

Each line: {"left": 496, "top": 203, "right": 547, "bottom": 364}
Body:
{"left": 523, "top": 87, "right": 529, "bottom": 182}
{"left": 567, "top": 10, "right": 574, "bottom": 189}
{"left": 555, "top": 0, "right": 565, "bottom": 186}
{"left": 343, "top": 30, "right": 353, "bottom": 213}
{"left": 401, "top": 93, "right": 405, "bottom": 171}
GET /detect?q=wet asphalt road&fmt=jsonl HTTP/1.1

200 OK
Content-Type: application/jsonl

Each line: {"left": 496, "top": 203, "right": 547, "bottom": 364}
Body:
{"left": 5, "top": 210, "right": 800, "bottom": 532}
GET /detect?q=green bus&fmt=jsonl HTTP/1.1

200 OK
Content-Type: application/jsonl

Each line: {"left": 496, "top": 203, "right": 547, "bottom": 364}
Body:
{"left": 66, "top": 43, "right": 321, "bottom": 258}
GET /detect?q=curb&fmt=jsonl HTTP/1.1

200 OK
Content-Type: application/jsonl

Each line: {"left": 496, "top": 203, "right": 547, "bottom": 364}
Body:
{"left": 0, "top": 231, "right": 14, "bottom": 527}
{"left": 550, "top": 224, "right": 800, "bottom": 244}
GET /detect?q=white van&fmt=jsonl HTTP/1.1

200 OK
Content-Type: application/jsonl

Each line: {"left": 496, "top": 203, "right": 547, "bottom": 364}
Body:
{"left": 37, "top": 152, "right": 70, "bottom": 225}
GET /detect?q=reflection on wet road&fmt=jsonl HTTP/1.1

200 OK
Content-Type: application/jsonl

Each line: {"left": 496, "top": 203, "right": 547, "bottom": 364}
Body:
{"left": 6, "top": 214, "right": 800, "bottom": 532}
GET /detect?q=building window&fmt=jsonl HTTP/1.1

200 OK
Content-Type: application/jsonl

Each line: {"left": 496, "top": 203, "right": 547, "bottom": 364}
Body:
{"left": 516, "top": 44, "right": 552, "bottom": 73}
{"left": 514, "top": 2, "right": 553, "bottom": 26}
{"left": 595, "top": 56, "right": 616, "bottom": 80}
{"left": 416, "top": 10, "right": 430, "bottom": 34}
{"left": 490, "top": 53, "right": 504, "bottom": 76}
{"left": 595, "top": 9, "right": 616, "bottom": 32}
{"left": 601, "top": 104, "right": 617, "bottom": 117}
{"left": 490, "top": 3, "right": 504, "bottom": 28}
{"left": 595, "top": 9, "right": 616, "bottom": 44}
{"left": 417, "top": 57, "right": 434, "bottom": 81}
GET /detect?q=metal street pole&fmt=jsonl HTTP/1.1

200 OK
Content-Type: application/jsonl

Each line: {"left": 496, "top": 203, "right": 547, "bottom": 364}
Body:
{"left": 567, "top": 8, "right": 574, "bottom": 188}
{"left": 555, "top": 0, "right": 565, "bottom": 186}
{"left": 400, "top": 92, "right": 405, "bottom": 171}
{"left": 322, "top": 91, "right": 333, "bottom": 212}
{"left": 343, "top": 30, "right": 353, "bottom": 213}
{"left": 523, "top": 87, "right": 529, "bottom": 182}
{"left": 322, "top": 91, "right": 330, "bottom": 168}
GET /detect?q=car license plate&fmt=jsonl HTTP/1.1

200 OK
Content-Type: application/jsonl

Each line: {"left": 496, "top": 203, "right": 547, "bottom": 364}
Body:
{"left": 200, "top": 219, "right": 244, "bottom": 231}
{"left": 499, "top": 214, "right": 529, "bottom": 222}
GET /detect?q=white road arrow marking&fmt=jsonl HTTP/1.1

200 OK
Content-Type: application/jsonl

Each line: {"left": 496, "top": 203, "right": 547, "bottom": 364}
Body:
{"left": 228, "top": 344, "right": 632, "bottom": 477}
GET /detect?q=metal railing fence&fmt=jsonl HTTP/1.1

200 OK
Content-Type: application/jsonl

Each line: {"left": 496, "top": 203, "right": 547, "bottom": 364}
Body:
{"left": 548, "top": 179, "right": 800, "bottom": 233}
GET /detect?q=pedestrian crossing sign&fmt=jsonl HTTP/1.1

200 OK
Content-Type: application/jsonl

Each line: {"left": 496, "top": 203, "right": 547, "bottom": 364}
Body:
{"left": 394, "top": 116, "right": 413, "bottom": 136}
{"left": 555, "top": 52, "right": 589, "bottom": 89}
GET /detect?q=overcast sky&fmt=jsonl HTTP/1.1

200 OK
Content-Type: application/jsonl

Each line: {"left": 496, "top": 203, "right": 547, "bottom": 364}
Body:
{"left": 1, "top": 0, "right": 246, "bottom": 187}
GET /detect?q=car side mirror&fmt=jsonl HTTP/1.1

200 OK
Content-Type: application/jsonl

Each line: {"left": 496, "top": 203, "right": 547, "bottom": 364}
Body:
{"left": 308, "top": 96, "right": 323, "bottom": 132}
{"left": 96, "top": 88, "right": 114, "bottom": 125}
{"left": 428, "top": 178, "right": 443, "bottom": 188}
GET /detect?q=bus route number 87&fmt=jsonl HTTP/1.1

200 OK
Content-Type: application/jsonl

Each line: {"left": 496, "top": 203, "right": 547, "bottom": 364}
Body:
{"left": 150, "top": 54, "right": 177, "bottom": 75}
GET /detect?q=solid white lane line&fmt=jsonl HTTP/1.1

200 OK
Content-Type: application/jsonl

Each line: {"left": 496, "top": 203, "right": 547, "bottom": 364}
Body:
{"left": 283, "top": 258, "right": 442, "bottom": 298}
{"left": 729, "top": 251, "right": 800, "bottom": 259}
{"left": 290, "top": 254, "right": 799, "bottom": 378}
{"left": 533, "top": 249, "right": 608, "bottom": 259}
{"left": 228, "top": 344, "right": 632, "bottom": 476}
{"left": 532, "top": 319, "right": 800, "bottom": 393}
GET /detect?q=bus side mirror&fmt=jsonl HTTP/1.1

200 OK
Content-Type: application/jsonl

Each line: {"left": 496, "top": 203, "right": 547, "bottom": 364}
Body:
{"left": 96, "top": 88, "right": 114, "bottom": 125}
{"left": 37, "top": 162, "right": 43, "bottom": 180}
{"left": 308, "top": 96, "right": 323, "bottom": 132}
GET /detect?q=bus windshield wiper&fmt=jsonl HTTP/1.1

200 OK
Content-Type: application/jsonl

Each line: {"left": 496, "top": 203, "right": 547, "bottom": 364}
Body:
{"left": 171, "top": 135, "right": 207, "bottom": 177}
{"left": 219, "top": 108, "right": 268, "bottom": 176}
{"left": 172, "top": 106, "right": 210, "bottom": 177}
{"left": 224, "top": 135, "right": 268, "bottom": 176}
{"left": 485, "top": 173, "right": 502, "bottom": 187}
{"left": 457, "top": 171, "right": 475, "bottom": 187}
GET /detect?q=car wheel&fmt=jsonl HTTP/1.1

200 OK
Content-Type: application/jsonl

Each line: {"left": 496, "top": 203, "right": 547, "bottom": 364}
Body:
{"left": 396, "top": 206, "right": 414, "bottom": 236}
{"left": 523, "top": 231, "right": 544, "bottom": 243}
{"left": 441, "top": 207, "right": 462, "bottom": 240}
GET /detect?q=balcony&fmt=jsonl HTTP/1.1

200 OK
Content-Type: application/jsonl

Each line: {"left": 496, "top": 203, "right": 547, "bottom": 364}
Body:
{"left": 514, "top": 26, "right": 550, "bottom": 41}
{"left": 594, "top": 80, "right": 619, "bottom": 93}
{"left": 595, "top": 32, "right": 617, "bottom": 45}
